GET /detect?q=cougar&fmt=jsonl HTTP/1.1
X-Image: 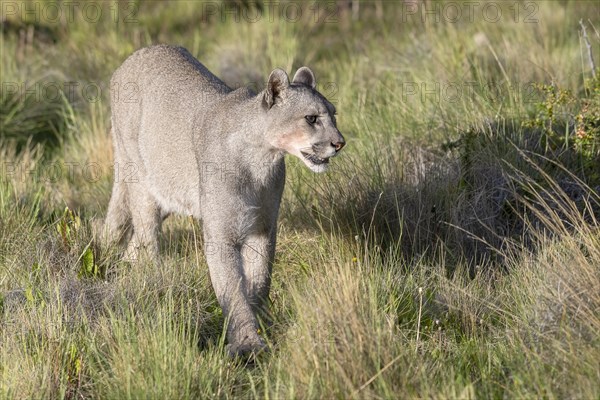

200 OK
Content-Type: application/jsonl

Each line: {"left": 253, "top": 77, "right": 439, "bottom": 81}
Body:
{"left": 103, "top": 45, "right": 345, "bottom": 356}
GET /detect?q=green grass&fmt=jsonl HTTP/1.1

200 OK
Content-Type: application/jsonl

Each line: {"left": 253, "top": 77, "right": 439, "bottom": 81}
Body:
{"left": 1, "top": 0, "right": 600, "bottom": 398}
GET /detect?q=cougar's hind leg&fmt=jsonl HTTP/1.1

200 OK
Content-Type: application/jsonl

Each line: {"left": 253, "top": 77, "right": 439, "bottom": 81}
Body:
{"left": 123, "top": 185, "right": 161, "bottom": 262}
{"left": 102, "top": 177, "right": 133, "bottom": 246}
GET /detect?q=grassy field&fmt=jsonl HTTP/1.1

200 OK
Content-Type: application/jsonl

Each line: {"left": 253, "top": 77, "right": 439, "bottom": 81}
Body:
{"left": 1, "top": 0, "right": 599, "bottom": 398}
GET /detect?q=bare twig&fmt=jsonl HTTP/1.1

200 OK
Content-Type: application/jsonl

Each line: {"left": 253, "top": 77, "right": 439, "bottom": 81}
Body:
{"left": 355, "top": 353, "right": 403, "bottom": 394}
{"left": 416, "top": 287, "right": 423, "bottom": 353}
{"left": 580, "top": 19, "right": 597, "bottom": 77}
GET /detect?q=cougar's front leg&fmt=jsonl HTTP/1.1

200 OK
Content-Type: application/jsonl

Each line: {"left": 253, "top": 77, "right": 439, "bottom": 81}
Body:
{"left": 202, "top": 224, "right": 265, "bottom": 356}
{"left": 241, "top": 231, "right": 276, "bottom": 317}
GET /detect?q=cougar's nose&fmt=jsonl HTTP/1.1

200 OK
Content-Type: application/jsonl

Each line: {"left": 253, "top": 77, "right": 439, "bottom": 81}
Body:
{"left": 332, "top": 139, "right": 345, "bottom": 152}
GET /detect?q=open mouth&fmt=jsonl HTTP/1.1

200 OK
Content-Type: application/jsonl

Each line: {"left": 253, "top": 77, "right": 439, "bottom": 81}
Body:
{"left": 301, "top": 151, "right": 329, "bottom": 165}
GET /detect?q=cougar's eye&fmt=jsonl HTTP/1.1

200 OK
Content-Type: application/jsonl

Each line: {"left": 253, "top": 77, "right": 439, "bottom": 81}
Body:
{"left": 305, "top": 115, "right": 318, "bottom": 125}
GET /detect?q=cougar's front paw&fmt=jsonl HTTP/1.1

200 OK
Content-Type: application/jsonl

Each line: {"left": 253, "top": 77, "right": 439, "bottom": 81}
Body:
{"left": 226, "top": 336, "right": 267, "bottom": 360}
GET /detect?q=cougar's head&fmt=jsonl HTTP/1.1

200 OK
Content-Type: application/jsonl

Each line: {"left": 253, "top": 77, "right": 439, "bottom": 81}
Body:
{"left": 263, "top": 67, "right": 345, "bottom": 173}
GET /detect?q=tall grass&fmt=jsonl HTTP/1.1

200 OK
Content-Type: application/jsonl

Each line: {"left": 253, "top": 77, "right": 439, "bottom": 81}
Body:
{"left": 1, "top": 1, "right": 599, "bottom": 398}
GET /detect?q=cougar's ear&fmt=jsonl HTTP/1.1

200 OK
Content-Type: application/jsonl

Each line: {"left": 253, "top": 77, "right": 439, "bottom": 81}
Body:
{"left": 264, "top": 68, "right": 289, "bottom": 109}
{"left": 292, "top": 66, "right": 316, "bottom": 89}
